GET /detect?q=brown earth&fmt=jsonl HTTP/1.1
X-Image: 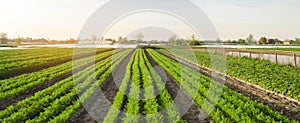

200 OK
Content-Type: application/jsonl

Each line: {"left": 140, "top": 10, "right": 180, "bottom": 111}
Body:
{"left": 69, "top": 51, "right": 133, "bottom": 123}
{"left": 157, "top": 49, "right": 300, "bottom": 121}
{"left": 145, "top": 49, "right": 213, "bottom": 123}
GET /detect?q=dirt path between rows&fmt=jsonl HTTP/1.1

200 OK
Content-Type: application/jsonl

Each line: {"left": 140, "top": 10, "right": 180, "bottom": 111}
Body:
{"left": 69, "top": 51, "right": 134, "bottom": 123}
{"left": 157, "top": 49, "right": 300, "bottom": 121}
{"left": 0, "top": 49, "right": 114, "bottom": 80}
{"left": 0, "top": 50, "right": 116, "bottom": 110}
{"left": 145, "top": 50, "right": 213, "bottom": 123}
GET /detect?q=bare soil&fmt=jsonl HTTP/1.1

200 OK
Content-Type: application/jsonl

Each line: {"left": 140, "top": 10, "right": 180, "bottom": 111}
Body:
{"left": 145, "top": 50, "right": 213, "bottom": 123}
{"left": 69, "top": 51, "right": 133, "bottom": 123}
{"left": 0, "top": 53, "right": 112, "bottom": 110}
{"left": 70, "top": 49, "right": 215, "bottom": 123}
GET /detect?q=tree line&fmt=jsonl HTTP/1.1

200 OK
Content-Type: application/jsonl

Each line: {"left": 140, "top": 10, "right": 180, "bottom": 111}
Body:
{"left": 0, "top": 32, "right": 77, "bottom": 45}
{"left": 1, "top": 32, "right": 299, "bottom": 45}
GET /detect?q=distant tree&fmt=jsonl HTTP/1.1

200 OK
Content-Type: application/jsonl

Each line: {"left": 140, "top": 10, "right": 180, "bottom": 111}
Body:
{"left": 175, "top": 38, "right": 185, "bottom": 45}
{"left": 274, "top": 38, "right": 281, "bottom": 44}
{"left": 121, "top": 37, "right": 128, "bottom": 43}
{"left": 112, "top": 39, "right": 116, "bottom": 45}
{"left": 225, "top": 40, "right": 231, "bottom": 43}
{"left": 0, "top": 32, "right": 8, "bottom": 44}
{"left": 118, "top": 36, "right": 123, "bottom": 42}
{"left": 215, "top": 38, "right": 222, "bottom": 43}
{"left": 77, "top": 37, "right": 81, "bottom": 42}
{"left": 246, "top": 34, "right": 255, "bottom": 44}
{"left": 267, "top": 39, "right": 275, "bottom": 44}
{"left": 168, "top": 35, "right": 177, "bottom": 45}
{"left": 68, "top": 38, "right": 77, "bottom": 44}
{"left": 135, "top": 33, "right": 144, "bottom": 43}
{"left": 295, "top": 38, "right": 300, "bottom": 44}
{"left": 15, "top": 36, "right": 22, "bottom": 45}
{"left": 231, "top": 40, "right": 237, "bottom": 43}
{"left": 195, "top": 40, "right": 205, "bottom": 45}
{"left": 105, "top": 38, "right": 113, "bottom": 41}
{"left": 91, "top": 35, "right": 97, "bottom": 43}
{"left": 187, "top": 34, "right": 197, "bottom": 45}
{"left": 258, "top": 37, "right": 267, "bottom": 44}
{"left": 237, "top": 39, "right": 246, "bottom": 44}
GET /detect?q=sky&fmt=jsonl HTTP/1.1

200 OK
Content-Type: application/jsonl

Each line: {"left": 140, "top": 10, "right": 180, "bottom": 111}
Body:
{"left": 0, "top": 0, "right": 299, "bottom": 41}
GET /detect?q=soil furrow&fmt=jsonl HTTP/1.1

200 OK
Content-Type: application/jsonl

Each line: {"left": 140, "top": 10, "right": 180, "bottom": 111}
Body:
{"left": 157, "top": 49, "right": 300, "bottom": 121}
{"left": 69, "top": 50, "right": 133, "bottom": 123}
{"left": 145, "top": 49, "right": 213, "bottom": 123}
{"left": 0, "top": 51, "right": 114, "bottom": 110}
{"left": 0, "top": 49, "right": 113, "bottom": 80}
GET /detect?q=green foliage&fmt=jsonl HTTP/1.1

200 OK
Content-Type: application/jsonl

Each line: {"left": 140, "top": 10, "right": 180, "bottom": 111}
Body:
{"left": 0, "top": 50, "right": 114, "bottom": 100}
{"left": 296, "top": 38, "right": 300, "bottom": 44}
{"left": 0, "top": 32, "right": 8, "bottom": 44}
{"left": 0, "top": 49, "right": 132, "bottom": 123}
{"left": 147, "top": 49, "right": 296, "bottom": 123}
{"left": 0, "top": 48, "right": 113, "bottom": 79}
{"left": 103, "top": 50, "right": 136, "bottom": 123}
{"left": 258, "top": 37, "right": 267, "bottom": 44}
{"left": 1, "top": 48, "right": 298, "bottom": 123}
{"left": 191, "top": 51, "right": 300, "bottom": 100}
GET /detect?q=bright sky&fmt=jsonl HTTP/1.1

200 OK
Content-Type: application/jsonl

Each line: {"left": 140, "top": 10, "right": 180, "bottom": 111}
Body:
{"left": 0, "top": 0, "right": 299, "bottom": 40}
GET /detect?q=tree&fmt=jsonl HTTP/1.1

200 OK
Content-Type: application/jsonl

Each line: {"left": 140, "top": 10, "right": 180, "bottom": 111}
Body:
{"left": 295, "top": 38, "right": 300, "bottom": 44}
{"left": 121, "top": 37, "right": 128, "bottom": 43}
{"left": 258, "top": 37, "right": 267, "bottom": 44}
{"left": 91, "top": 35, "right": 97, "bottom": 43}
{"left": 246, "top": 34, "right": 255, "bottom": 44}
{"left": 67, "top": 38, "right": 76, "bottom": 44}
{"left": 225, "top": 40, "right": 231, "bottom": 43}
{"left": 112, "top": 39, "right": 116, "bottom": 45}
{"left": 215, "top": 38, "right": 222, "bottom": 43}
{"left": 274, "top": 38, "right": 282, "bottom": 44}
{"left": 118, "top": 36, "right": 123, "bottom": 42}
{"left": 231, "top": 40, "right": 237, "bottom": 43}
{"left": 175, "top": 38, "right": 185, "bottom": 45}
{"left": 267, "top": 39, "right": 275, "bottom": 44}
{"left": 187, "top": 34, "right": 197, "bottom": 45}
{"left": 0, "top": 32, "right": 8, "bottom": 44}
{"left": 237, "top": 39, "right": 246, "bottom": 44}
{"left": 168, "top": 35, "right": 177, "bottom": 45}
{"left": 15, "top": 36, "right": 22, "bottom": 45}
{"left": 135, "top": 33, "right": 144, "bottom": 43}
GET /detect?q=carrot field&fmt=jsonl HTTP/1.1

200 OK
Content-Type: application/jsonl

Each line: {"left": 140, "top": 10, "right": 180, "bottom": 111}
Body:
{"left": 0, "top": 47, "right": 299, "bottom": 123}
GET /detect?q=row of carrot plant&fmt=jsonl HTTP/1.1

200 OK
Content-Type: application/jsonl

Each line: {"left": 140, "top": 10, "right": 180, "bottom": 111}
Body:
{"left": 0, "top": 48, "right": 71, "bottom": 60}
{"left": 148, "top": 49, "right": 297, "bottom": 123}
{"left": 103, "top": 49, "right": 185, "bottom": 123}
{"left": 0, "top": 49, "right": 132, "bottom": 123}
{"left": 169, "top": 49, "right": 300, "bottom": 100}
{"left": 0, "top": 49, "right": 116, "bottom": 100}
{"left": 0, "top": 48, "right": 113, "bottom": 79}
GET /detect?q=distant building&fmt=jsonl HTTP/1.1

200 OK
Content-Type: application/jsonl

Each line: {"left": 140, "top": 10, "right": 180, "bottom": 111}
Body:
{"left": 283, "top": 40, "right": 295, "bottom": 45}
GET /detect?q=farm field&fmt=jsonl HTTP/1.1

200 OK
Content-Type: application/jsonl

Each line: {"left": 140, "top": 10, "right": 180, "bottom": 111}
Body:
{"left": 0, "top": 48, "right": 113, "bottom": 79}
{"left": 167, "top": 49, "right": 300, "bottom": 100}
{"left": 0, "top": 48, "right": 299, "bottom": 123}
{"left": 248, "top": 48, "right": 300, "bottom": 52}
